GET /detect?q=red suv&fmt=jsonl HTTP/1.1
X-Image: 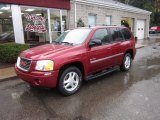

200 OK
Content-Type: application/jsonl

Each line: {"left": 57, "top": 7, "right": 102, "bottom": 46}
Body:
{"left": 15, "top": 26, "right": 136, "bottom": 96}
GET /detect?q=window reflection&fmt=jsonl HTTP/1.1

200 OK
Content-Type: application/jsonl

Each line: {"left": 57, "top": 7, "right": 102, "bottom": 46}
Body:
{"left": 21, "top": 6, "right": 48, "bottom": 45}
{"left": 0, "top": 4, "right": 14, "bottom": 43}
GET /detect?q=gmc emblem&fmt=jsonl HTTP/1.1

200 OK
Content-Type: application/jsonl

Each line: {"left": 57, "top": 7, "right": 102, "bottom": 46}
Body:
{"left": 20, "top": 60, "right": 27, "bottom": 66}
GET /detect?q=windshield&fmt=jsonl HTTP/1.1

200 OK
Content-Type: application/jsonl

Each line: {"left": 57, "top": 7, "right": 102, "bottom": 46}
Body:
{"left": 53, "top": 28, "right": 91, "bottom": 45}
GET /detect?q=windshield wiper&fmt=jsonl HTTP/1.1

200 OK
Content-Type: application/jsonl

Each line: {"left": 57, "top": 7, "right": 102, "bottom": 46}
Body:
{"left": 52, "top": 41, "right": 60, "bottom": 44}
{"left": 60, "top": 42, "right": 73, "bottom": 45}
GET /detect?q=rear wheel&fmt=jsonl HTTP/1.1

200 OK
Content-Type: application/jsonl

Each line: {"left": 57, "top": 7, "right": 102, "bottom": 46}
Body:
{"left": 120, "top": 53, "right": 132, "bottom": 71}
{"left": 58, "top": 66, "right": 82, "bottom": 96}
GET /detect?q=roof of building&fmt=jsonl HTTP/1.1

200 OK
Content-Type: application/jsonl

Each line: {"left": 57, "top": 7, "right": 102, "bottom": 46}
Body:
{"left": 75, "top": 0, "right": 152, "bottom": 15}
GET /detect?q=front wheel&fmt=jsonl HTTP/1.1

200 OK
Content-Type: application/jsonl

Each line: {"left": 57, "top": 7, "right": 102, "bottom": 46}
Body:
{"left": 58, "top": 67, "right": 82, "bottom": 96}
{"left": 120, "top": 53, "right": 132, "bottom": 71}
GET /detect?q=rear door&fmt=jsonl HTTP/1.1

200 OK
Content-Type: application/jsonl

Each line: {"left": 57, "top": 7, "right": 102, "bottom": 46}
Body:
{"left": 87, "top": 28, "right": 114, "bottom": 74}
{"left": 109, "top": 27, "right": 125, "bottom": 65}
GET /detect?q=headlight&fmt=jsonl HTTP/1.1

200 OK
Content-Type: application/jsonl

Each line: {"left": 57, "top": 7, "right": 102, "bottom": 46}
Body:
{"left": 35, "top": 60, "right": 54, "bottom": 71}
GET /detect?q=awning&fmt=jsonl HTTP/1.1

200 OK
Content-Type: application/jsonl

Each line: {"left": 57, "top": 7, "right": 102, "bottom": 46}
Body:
{"left": 0, "top": 0, "right": 70, "bottom": 10}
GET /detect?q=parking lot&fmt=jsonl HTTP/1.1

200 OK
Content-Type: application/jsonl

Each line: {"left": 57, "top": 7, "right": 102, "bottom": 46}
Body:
{"left": 0, "top": 42, "right": 160, "bottom": 120}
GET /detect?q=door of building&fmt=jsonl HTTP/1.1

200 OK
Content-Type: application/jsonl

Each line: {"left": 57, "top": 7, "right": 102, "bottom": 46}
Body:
{"left": 136, "top": 20, "right": 145, "bottom": 40}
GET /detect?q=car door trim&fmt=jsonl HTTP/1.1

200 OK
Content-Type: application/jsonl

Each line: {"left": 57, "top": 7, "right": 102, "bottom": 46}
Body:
{"left": 90, "top": 53, "right": 123, "bottom": 64}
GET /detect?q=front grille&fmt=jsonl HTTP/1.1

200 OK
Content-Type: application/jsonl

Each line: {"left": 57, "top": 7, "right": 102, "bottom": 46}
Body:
{"left": 18, "top": 57, "right": 32, "bottom": 71}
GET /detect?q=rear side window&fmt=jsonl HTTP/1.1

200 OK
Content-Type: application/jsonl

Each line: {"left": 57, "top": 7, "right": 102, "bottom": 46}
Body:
{"left": 91, "top": 28, "right": 110, "bottom": 44}
{"left": 121, "top": 28, "right": 132, "bottom": 40}
{"left": 109, "top": 28, "right": 124, "bottom": 42}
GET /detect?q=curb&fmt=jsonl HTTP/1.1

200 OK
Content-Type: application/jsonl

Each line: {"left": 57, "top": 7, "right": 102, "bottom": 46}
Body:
{"left": 135, "top": 44, "right": 145, "bottom": 49}
{"left": 136, "top": 46, "right": 145, "bottom": 49}
{"left": 0, "top": 76, "right": 18, "bottom": 83}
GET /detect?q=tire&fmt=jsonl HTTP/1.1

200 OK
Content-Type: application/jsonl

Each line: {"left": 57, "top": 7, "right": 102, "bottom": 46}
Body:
{"left": 120, "top": 53, "right": 132, "bottom": 71}
{"left": 58, "top": 66, "right": 82, "bottom": 96}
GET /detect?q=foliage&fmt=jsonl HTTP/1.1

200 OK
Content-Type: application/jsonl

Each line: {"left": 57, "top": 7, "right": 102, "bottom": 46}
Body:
{"left": 77, "top": 18, "right": 85, "bottom": 27}
{"left": 121, "top": 20, "right": 129, "bottom": 28}
{"left": 0, "top": 43, "right": 30, "bottom": 63}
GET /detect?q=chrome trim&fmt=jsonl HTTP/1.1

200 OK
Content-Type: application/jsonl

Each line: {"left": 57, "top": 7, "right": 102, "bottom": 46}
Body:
{"left": 17, "top": 57, "right": 32, "bottom": 72}
{"left": 90, "top": 53, "right": 124, "bottom": 64}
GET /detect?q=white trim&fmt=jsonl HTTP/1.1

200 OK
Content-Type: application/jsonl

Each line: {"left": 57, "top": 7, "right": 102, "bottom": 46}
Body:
{"left": 47, "top": 9, "right": 52, "bottom": 43}
{"left": 60, "top": 10, "right": 63, "bottom": 33}
{"left": 90, "top": 53, "right": 123, "bottom": 64}
{"left": 147, "top": 16, "right": 150, "bottom": 38}
{"left": 11, "top": 5, "right": 25, "bottom": 44}
{"left": 75, "top": 0, "right": 151, "bottom": 15}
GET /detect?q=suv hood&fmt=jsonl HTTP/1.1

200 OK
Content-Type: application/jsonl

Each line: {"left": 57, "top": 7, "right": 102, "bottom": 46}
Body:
{"left": 20, "top": 44, "right": 73, "bottom": 60}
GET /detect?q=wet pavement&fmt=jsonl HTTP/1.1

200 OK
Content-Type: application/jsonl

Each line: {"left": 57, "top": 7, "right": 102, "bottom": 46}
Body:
{"left": 0, "top": 43, "right": 160, "bottom": 120}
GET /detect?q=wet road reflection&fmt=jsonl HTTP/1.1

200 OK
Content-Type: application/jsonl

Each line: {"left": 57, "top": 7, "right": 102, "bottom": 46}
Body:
{"left": 0, "top": 43, "right": 160, "bottom": 120}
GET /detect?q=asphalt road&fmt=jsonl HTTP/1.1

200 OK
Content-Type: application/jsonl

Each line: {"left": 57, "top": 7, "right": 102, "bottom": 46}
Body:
{"left": 0, "top": 43, "right": 160, "bottom": 120}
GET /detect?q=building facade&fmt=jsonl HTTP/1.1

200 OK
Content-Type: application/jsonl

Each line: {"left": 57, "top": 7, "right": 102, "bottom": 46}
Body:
{"left": 0, "top": 0, "right": 151, "bottom": 45}
{"left": 69, "top": 0, "right": 151, "bottom": 40}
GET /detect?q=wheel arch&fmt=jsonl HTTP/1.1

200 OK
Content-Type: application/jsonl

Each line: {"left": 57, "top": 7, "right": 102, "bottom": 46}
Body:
{"left": 57, "top": 61, "right": 85, "bottom": 86}
{"left": 125, "top": 49, "right": 134, "bottom": 59}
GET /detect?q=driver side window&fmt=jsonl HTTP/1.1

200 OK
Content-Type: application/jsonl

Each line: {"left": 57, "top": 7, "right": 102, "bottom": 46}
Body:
{"left": 91, "top": 28, "right": 110, "bottom": 44}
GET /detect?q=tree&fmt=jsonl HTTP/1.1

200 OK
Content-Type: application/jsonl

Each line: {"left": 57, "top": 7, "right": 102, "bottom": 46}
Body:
{"left": 77, "top": 18, "right": 85, "bottom": 27}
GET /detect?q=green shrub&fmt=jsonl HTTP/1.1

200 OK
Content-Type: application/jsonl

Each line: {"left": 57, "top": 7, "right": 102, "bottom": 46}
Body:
{"left": 77, "top": 18, "right": 85, "bottom": 27}
{"left": 0, "top": 43, "right": 30, "bottom": 63}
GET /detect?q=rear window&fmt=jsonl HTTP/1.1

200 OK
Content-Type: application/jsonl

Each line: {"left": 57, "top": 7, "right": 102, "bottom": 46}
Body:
{"left": 109, "top": 28, "right": 124, "bottom": 42}
{"left": 120, "top": 28, "right": 132, "bottom": 40}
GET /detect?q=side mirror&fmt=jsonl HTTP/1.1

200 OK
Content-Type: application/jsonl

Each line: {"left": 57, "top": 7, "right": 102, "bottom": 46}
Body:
{"left": 89, "top": 39, "right": 102, "bottom": 48}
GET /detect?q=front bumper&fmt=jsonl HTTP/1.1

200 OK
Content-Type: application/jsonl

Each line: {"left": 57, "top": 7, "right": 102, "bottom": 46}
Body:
{"left": 15, "top": 65, "right": 59, "bottom": 88}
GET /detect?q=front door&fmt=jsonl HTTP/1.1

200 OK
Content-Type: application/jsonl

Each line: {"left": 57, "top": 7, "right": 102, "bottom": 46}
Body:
{"left": 87, "top": 28, "right": 114, "bottom": 74}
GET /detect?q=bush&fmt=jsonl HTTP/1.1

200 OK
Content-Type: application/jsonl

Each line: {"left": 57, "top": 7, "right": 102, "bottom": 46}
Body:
{"left": 77, "top": 18, "right": 85, "bottom": 27}
{"left": 0, "top": 43, "right": 30, "bottom": 63}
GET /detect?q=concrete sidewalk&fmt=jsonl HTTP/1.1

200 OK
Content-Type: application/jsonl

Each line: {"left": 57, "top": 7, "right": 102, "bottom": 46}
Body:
{"left": 0, "top": 37, "right": 160, "bottom": 81}
{"left": 0, "top": 67, "right": 17, "bottom": 81}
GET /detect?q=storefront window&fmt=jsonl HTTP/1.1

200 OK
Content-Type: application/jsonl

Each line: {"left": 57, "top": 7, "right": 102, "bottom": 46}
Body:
{"left": 0, "top": 4, "right": 14, "bottom": 43}
{"left": 21, "top": 6, "right": 49, "bottom": 45}
{"left": 20, "top": 6, "right": 69, "bottom": 44}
